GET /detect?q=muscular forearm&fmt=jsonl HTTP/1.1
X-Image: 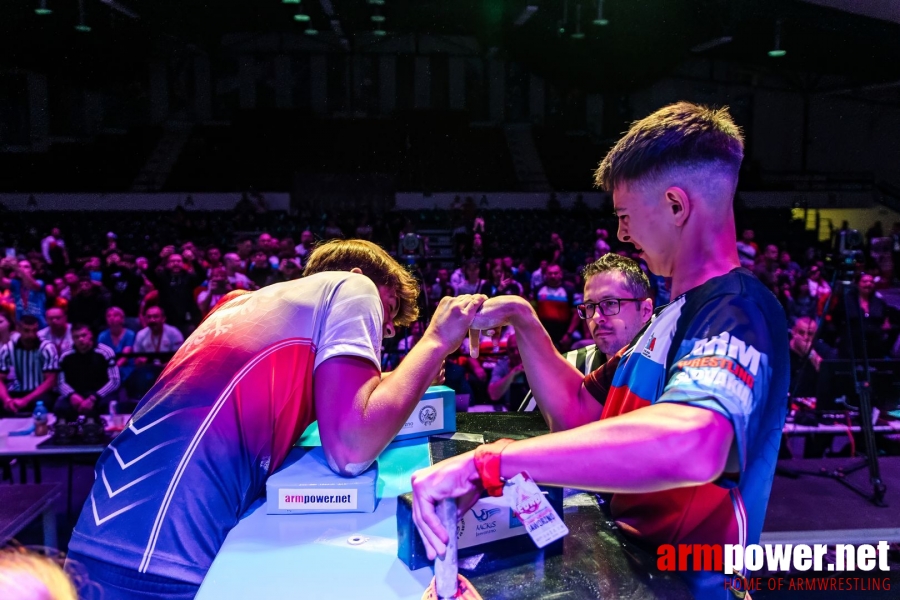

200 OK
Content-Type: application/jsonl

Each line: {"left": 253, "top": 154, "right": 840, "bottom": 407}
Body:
{"left": 330, "top": 338, "right": 448, "bottom": 474}
{"left": 500, "top": 403, "right": 734, "bottom": 493}
{"left": 488, "top": 370, "right": 517, "bottom": 400}
{"left": 25, "top": 375, "right": 57, "bottom": 402}
{"left": 510, "top": 305, "right": 598, "bottom": 430}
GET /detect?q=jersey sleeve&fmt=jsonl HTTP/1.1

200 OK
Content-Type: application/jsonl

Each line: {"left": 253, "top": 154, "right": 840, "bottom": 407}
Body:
{"left": 0, "top": 343, "right": 10, "bottom": 373}
{"left": 656, "top": 294, "right": 775, "bottom": 486}
{"left": 41, "top": 342, "right": 60, "bottom": 372}
{"left": 314, "top": 274, "right": 384, "bottom": 371}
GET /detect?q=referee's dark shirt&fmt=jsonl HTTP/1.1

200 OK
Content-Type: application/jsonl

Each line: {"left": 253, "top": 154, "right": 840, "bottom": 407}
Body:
{"left": 0, "top": 339, "right": 59, "bottom": 392}
{"left": 58, "top": 344, "right": 120, "bottom": 399}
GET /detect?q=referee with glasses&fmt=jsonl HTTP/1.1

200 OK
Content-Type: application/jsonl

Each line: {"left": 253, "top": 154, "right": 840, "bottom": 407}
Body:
{"left": 0, "top": 314, "right": 60, "bottom": 416}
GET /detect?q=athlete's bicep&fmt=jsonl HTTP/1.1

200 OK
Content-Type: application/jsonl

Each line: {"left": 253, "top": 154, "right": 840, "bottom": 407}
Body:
{"left": 658, "top": 295, "right": 777, "bottom": 485}
{"left": 314, "top": 355, "right": 381, "bottom": 474}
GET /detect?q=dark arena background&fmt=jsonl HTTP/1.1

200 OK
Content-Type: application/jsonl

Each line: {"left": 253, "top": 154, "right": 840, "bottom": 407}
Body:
{"left": 1, "top": 1, "right": 900, "bottom": 599}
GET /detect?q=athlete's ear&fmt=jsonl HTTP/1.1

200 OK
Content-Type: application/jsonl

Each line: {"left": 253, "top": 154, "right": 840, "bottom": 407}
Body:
{"left": 664, "top": 187, "right": 690, "bottom": 227}
{"left": 350, "top": 267, "right": 363, "bottom": 274}
{"left": 641, "top": 298, "right": 653, "bottom": 322}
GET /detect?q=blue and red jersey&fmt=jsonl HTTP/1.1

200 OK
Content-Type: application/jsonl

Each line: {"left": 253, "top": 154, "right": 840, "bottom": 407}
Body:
{"left": 585, "top": 268, "right": 789, "bottom": 598}
{"left": 69, "top": 272, "right": 384, "bottom": 584}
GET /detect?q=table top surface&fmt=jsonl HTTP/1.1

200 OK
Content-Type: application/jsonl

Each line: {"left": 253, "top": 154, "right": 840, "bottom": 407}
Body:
{"left": 0, "top": 483, "right": 62, "bottom": 544}
{"left": 198, "top": 437, "right": 434, "bottom": 600}
{"left": 198, "top": 414, "right": 691, "bottom": 600}
{"left": 0, "top": 417, "right": 115, "bottom": 456}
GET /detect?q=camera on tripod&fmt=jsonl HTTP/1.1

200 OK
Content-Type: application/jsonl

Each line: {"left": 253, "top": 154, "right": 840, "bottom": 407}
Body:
{"left": 825, "top": 229, "right": 865, "bottom": 279}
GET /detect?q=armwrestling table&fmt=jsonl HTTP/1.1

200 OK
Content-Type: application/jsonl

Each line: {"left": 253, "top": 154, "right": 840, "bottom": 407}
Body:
{"left": 197, "top": 413, "right": 691, "bottom": 600}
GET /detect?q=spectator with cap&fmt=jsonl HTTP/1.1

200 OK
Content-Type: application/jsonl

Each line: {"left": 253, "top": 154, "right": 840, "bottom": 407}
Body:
{"left": 55, "top": 323, "right": 120, "bottom": 419}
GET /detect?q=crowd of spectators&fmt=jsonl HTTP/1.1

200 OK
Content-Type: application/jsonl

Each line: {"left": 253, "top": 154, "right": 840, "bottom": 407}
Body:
{"left": 1, "top": 204, "right": 899, "bottom": 417}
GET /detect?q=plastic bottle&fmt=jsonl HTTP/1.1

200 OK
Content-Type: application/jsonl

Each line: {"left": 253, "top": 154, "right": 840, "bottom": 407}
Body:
{"left": 33, "top": 400, "right": 49, "bottom": 436}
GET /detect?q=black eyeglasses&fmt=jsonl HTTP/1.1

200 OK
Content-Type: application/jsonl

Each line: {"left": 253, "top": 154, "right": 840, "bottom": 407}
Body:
{"left": 576, "top": 298, "right": 645, "bottom": 319}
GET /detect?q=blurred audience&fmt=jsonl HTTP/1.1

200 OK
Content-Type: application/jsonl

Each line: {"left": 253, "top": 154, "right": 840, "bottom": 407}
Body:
{"left": 38, "top": 307, "right": 73, "bottom": 356}
{"left": 0, "top": 315, "right": 59, "bottom": 416}
{"left": 133, "top": 306, "right": 184, "bottom": 360}
{"left": 55, "top": 323, "right": 120, "bottom": 419}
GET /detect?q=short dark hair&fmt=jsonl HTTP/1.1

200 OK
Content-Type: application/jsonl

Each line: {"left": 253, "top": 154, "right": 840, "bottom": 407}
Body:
{"left": 582, "top": 254, "right": 651, "bottom": 300}
{"left": 71, "top": 323, "right": 92, "bottom": 334}
{"left": 19, "top": 315, "right": 40, "bottom": 328}
{"left": 594, "top": 101, "right": 744, "bottom": 193}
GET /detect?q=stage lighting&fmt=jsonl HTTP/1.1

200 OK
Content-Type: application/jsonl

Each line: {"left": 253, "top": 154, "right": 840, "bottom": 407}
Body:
{"left": 75, "top": 0, "right": 90, "bottom": 32}
{"left": 691, "top": 36, "right": 733, "bottom": 53}
{"left": 282, "top": 0, "right": 301, "bottom": 4}
{"left": 769, "top": 19, "right": 786, "bottom": 57}
{"left": 35, "top": 0, "right": 52, "bottom": 15}
{"left": 304, "top": 28, "right": 318, "bottom": 35}
{"left": 367, "top": 0, "right": 385, "bottom": 5}
{"left": 294, "top": 13, "right": 311, "bottom": 22}
{"left": 593, "top": 0, "right": 608, "bottom": 26}
{"left": 373, "top": 29, "right": 387, "bottom": 36}
{"left": 371, "top": 15, "right": 385, "bottom": 23}
{"left": 571, "top": 3, "right": 584, "bottom": 39}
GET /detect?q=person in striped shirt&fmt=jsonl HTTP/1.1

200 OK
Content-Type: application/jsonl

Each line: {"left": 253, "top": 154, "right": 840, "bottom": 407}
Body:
{"left": 0, "top": 315, "right": 59, "bottom": 416}
{"left": 55, "top": 323, "right": 120, "bottom": 419}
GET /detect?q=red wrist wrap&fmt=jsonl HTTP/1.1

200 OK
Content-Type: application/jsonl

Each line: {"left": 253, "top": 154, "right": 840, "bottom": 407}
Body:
{"left": 474, "top": 438, "right": 515, "bottom": 497}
